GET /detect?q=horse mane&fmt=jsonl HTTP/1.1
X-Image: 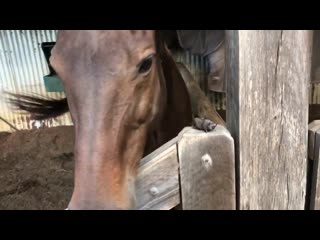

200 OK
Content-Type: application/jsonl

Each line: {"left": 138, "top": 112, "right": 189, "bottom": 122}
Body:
{"left": 6, "top": 92, "right": 69, "bottom": 120}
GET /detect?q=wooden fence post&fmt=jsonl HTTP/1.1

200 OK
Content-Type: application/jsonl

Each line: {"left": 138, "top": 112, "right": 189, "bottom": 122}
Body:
{"left": 225, "top": 30, "right": 313, "bottom": 209}
{"left": 178, "top": 126, "right": 236, "bottom": 210}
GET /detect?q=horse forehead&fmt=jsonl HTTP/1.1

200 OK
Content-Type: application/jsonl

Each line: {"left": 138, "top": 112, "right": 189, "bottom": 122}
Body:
{"left": 52, "top": 30, "right": 156, "bottom": 77}
{"left": 102, "top": 30, "right": 155, "bottom": 51}
{"left": 59, "top": 30, "right": 154, "bottom": 48}
{"left": 55, "top": 30, "right": 155, "bottom": 63}
{"left": 106, "top": 30, "right": 154, "bottom": 41}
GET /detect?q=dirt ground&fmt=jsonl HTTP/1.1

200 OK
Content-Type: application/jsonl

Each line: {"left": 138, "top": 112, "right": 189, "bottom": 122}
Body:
{"left": 0, "top": 126, "right": 75, "bottom": 210}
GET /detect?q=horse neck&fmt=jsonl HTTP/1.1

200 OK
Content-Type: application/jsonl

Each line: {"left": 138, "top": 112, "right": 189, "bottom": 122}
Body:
{"left": 144, "top": 47, "right": 192, "bottom": 156}
{"left": 161, "top": 47, "right": 192, "bottom": 132}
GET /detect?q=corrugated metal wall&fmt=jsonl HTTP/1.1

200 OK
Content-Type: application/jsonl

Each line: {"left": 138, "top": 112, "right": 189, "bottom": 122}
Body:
{"left": 0, "top": 30, "right": 72, "bottom": 132}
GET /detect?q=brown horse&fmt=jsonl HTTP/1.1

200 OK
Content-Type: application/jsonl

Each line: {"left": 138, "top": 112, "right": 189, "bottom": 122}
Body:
{"left": 7, "top": 30, "right": 192, "bottom": 210}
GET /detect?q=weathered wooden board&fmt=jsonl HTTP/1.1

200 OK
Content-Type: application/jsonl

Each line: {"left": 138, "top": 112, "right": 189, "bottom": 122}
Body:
{"left": 226, "top": 30, "right": 313, "bottom": 209}
{"left": 177, "top": 126, "right": 235, "bottom": 210}
{"left": 135, "top": 136, "right": 180, "bottom": 210}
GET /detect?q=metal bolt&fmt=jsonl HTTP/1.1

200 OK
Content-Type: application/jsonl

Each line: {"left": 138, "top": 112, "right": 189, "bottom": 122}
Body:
{"left": 149, "top": 186, "right": 159, "bottom": 196}
{"left": 201, "top": 153, "right": 213, "bottom": 170}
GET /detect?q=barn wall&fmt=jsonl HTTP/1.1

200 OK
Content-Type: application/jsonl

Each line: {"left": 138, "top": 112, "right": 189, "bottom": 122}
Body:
{"left": 0, "top": 30, "right": 72, "bottom": 132}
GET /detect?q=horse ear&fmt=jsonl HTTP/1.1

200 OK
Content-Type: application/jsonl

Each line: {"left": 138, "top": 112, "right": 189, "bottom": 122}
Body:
{"left": 155, "top": 31, "right": 192, "bottom": 126}
{"left": 155, "top": 30, "right": 173, "bottom": 58}
{"left": 155, "top": 30, "right": 165, "bottom": 56}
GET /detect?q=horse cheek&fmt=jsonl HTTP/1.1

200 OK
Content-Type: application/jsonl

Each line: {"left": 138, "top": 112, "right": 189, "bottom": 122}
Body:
{"left": 134, "top": 97, "right": 153, "bottom": 125}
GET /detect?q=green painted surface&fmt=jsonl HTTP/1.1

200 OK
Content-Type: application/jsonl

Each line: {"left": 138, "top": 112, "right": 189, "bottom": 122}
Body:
{"left": 43, "top": 75, "right": 64, "bottom": 92}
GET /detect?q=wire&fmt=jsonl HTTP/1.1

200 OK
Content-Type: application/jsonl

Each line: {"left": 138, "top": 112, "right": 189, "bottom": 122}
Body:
{"left": 0, "top": 116, "right": 18, "bottom": 131}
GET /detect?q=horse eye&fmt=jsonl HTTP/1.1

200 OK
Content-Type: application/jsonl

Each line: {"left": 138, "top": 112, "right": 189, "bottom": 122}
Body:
{"left": 138, "top": 56, "right": 153, "bottom": 74}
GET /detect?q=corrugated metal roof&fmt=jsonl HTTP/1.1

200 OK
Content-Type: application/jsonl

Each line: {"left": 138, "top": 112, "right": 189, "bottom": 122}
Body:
{"left": 0, "top": 30, "right": 72, "bottom": 132}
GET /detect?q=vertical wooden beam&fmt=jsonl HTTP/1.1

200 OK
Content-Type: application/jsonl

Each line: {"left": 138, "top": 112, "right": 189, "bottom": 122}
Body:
{"left": 226, "top": 30, "right": 313, "bottom": 209}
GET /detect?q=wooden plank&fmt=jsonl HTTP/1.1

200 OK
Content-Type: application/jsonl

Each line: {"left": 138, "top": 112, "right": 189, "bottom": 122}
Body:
{"left": 177, "top": 126, "right": 235, "bottom": 210}
{"left": 135, "top": 136, "right": 180, "bottom": 210}
{"left": 226, "top": 30, "right": 313, "bottom": 209}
